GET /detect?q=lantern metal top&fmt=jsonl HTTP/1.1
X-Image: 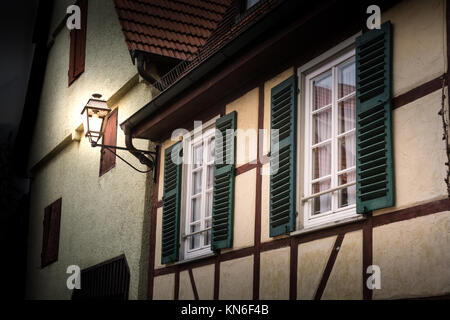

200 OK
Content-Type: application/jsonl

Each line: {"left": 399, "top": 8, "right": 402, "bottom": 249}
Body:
{"left": 81, "top": 98, "right": 110, "bottom": 116}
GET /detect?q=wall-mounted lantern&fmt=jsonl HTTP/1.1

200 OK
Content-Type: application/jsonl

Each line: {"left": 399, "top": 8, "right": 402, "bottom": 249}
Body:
{"left": 81, "top": 94, "right": 157, "bottom": 177}
{"left": 81, "top": 94, "right": 111, "bottom": 145}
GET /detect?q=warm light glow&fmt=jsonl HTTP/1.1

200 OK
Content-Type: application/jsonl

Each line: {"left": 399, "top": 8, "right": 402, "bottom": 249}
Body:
{"left": 89, "top": 113, "right": 103, "bottom": 134}
{"left": 81, "top": 97, "right": 110, "bottom": 145}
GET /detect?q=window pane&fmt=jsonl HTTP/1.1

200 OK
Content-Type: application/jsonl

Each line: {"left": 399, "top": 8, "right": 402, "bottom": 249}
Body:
{"left": 313, "top": 107, "right": 332, "bottom": 144}
{"left": 192, "top": 171, "right": 202, "bottom": 195}
{"left": 338, "top": 134, "right": 356, "bottom": 171}
{"left": 312, "top": 143, "right": 331, "bottom": 179}
{"left": 205, "top": 192, "right": 212, "bottom": 218}
{"left": 207, "top": 165, "right": 214, "bottom": 189}
{"left": 338, "top": 97, "right": 356, "bottom": 134}
{"left": 193, "top": 144, "right": 203, "bottom": 168}
{"left": 190, "top": 224, "right": 201, "bottom": 250}
{"left": 191, "top": 197, "right": 201, "bottom": 222}
{"left": 313, "top": 73, "right": 332, "bottom": 110}
{"left": 338, "top": 60, "right": 356, "bottom": 98}
{"left": 208, "top": 137, "right": 215, "bottom": 162}
{"left": 338, "top": 171, "right": 356, "bottom": 208}
{"left": 204, "top": 218, "right": 211, "bottom": 246}
{"left": 312, "top": 179, "right": 331, "bottom": 215}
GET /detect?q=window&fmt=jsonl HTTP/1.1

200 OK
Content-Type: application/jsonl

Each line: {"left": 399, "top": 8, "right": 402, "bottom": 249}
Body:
{"left": 183, "top": 123, "right": 216, "bottom": 260}
{"left": 99, "top": 108, "right": 118, "bottom": 176}
{"left": 303, "top": 50, "right": 357, "bottom": 227}
{"left": 160, "top": 112, "right": 236, "bottom": 264}
{"left": 68, "top": 0, "right": 87, "bottom": 86}
{"left": 41, "top": 198, "right": 62, "bottom": 268}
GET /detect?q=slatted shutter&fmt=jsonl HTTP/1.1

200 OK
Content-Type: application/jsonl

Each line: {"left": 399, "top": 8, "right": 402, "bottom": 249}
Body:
{"left": 99, "top": 108, "right": 118, "bottom": 176}
{"left": 270, "top": 75, "right": 297, "bottom": 237}
{"left": 211, "top": 111, "right": 237, "bottom": 250}
{"left": 161, "top": 142, "right": 182, "bottom": 264}
{"left": 355, "top": 21, "right": 395, "bottom": 213}
{"left": 68, "top": 0, "right": 87, "bottom": 86}
{"left": 72, "top": 255, "right": 130, "bottom": 300}
{"left": 41, "top": 198, "right": 62, "bottom": 267}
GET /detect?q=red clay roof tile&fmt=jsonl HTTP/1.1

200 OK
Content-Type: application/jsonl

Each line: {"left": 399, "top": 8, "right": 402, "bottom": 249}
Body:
{"left": 114, "top": 0, "right": 231, "bottom": 60}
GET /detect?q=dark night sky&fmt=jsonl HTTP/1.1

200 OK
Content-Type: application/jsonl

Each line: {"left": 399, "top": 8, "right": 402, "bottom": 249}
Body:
{"left": 0, "top": 0, "right": 38, "bottom": 141}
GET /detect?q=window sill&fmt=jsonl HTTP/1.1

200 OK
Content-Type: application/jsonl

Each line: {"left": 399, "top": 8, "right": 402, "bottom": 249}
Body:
{"left": 175, "top": 252, "right": 217, "bottom": 266}
{"left": 290, "top": 215, "right": 366, "bottom": 237}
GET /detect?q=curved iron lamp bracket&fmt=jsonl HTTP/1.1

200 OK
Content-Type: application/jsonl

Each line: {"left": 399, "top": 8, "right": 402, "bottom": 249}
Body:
{"left": 91, "top": 141, "right": 158, "bottom": 181}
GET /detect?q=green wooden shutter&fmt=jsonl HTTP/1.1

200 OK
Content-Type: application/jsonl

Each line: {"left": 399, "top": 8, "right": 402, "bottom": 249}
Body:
{"left": 161, "top": 142, "right": 182, "bottom": 264}
{"left": 211, "top": 111, "right": 237, "bottom": 250}
{"left": 355, "top": 21, "right": 395, "bottom": 214}
{"left": 270, "top": 75, "right": 297, "bottom": 237}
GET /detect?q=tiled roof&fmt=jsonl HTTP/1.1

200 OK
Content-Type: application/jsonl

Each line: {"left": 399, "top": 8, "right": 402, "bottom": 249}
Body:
{"left": 114, "top": 0, "right": 232, "bottom": 60}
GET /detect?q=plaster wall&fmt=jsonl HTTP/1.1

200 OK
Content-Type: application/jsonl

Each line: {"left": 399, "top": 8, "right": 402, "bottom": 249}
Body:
{"left": 297, "top": 236, "right": 336, "bottom": 300}
{"left": 26, "top": 79, "right": 153, "bottom": 299}
{"left": 219, "top": 255, "right": 253, "bottom": 300}
{"left": 373, "top": 211, "right": 450, "bottom": 299}
{"left": 321, "top": 231, "right": 363, "bottom": 300}
{"left": 193, "top": 264, "right": 215, "bottom": 300}
{"left": 259, "top": 247, "right": 290, "bottom": 300}
{"left": 29, "top": 0, "right": 137, "bottom": 168}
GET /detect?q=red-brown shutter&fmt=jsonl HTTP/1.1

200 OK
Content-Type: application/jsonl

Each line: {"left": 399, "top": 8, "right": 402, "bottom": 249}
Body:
{"left": 68, "top": 29, "right": 77, "bottom": 85}
{"left": 74, "top": 0, "right": 87, "bottom": 77}
{"left": 100, "top": 108, "right": 118, "bottom": 176}
{"left": 41, "top": 198, "right": 62, "bottom": 268}
{"left": 68, "top": 0, "right": 87, "bottom": 86}
{"left": 41, "top": 206, "right": 51, "bottom": 267}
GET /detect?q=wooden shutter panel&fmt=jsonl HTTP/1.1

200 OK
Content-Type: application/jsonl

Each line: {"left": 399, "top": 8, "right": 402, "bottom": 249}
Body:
{"left": 211, "top": 111, "right": 237, "bottom": 250}
{"left": 41, "top": 198, "right": 62, "bottom": 267}
{"left": 100, "top": 108, "right": 118, "bottom": 176}
{"left": 68, "top": 29, "right": 77, "bottom": 85}
{"left": 161, "top": 142, "right": 182, "bottom": 264}
{"left": 68, "top": 0, "right": 87, "bottom": 85}
{"left": 41, "top": 206, "right": 51, "bottom": 267}
{"left": 74, "top": 0, "right": 87, "bottom": 78}
{"left": 355, "top": 21, "right": 395, "bottom": 213}
{"left": 270, "top": 75, "right": 297, "bottom": 237}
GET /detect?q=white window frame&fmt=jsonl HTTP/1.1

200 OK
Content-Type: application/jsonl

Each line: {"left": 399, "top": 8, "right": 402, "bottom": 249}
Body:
{"left": 181, "top": 117, "right": 218, "bottom": 260}
{"left": 297, "top": 34, "right": 360, "bottom": 229}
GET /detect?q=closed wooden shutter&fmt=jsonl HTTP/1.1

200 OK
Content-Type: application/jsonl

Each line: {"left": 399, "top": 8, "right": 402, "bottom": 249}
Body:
{"left": 72, "top": 255, "right": 130, "bottom": 300}
{"left": 99, "top": 108, "right": 118, "bottom": 176}
{"left": 355, "top": 21, "right": 395, "bottom": 213}
{"left": 161, "top": 142, "right": 183, "bottom": 264}
{"left": 68, "top": 29, "right": 77, "bottom": 85}
{"left": 68, "top": 0, "right": 87, "bottom": 86}
{"left": 270, "top": 75, "right": 297, "bottom": 237}
{"left": 211, "top": 111, "right": 237, "bottom": 250}
{"left": 41, "top": 198, "right": 62, "bottom": 267}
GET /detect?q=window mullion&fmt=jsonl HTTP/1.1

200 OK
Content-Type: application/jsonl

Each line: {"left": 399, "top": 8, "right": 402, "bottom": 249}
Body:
{"left": 185, "top": 143, "right": 194, "bottom": 254}
{"left": 200, "top": 137, "right": 209, "bottom": 248}
{"left": 331, "top": 66, "right": 338, "bottom": 212}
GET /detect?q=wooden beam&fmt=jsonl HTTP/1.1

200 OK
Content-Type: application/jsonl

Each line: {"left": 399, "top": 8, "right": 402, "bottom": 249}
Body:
{"left": 147, "top": 146, "right": 161, "bottom": 300}
{"left": 289, "top": 238, "right": 299, "bottom": 300}
{"left": 188, "top": 268, "right": 199, "bottom": 300}
{"left": 314, "top": 233, "right": 345, "bottom": 300}
{"left": 362, "top": 218, "right": 373, "bottom": 300}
